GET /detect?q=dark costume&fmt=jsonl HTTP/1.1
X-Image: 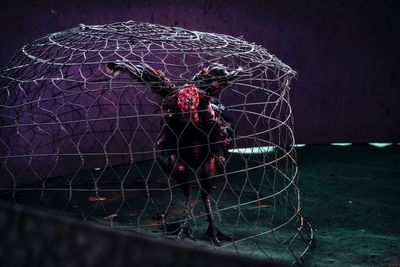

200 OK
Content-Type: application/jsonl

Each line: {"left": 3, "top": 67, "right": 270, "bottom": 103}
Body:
{"left": 107, "top": 61, "right": 241, "bottom": 245}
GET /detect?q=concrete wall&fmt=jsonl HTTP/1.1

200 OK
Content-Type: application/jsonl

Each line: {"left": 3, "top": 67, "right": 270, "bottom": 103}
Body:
{"left": 0, "top": 201, "right": 288, "bottom": 267}
{"left": 1, "top": 0, "right": 399, "bottom": 144}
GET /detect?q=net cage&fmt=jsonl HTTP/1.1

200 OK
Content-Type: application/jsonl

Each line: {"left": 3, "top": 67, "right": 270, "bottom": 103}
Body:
{"left": 0, "top": 21, "right": 313, "bottom": 265}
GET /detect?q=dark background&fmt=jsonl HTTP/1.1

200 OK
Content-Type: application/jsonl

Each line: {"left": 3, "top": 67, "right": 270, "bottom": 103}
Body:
{"left": 1, "top": 0, "right": 399, "bottom": 144}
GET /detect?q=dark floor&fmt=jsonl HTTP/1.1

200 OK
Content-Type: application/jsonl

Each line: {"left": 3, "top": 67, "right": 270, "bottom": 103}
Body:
{"left": 1, "top": 144, "right": 399, "bottom": 266}
{"left": 298, "top": 144, "right": 400, "bottom": 266}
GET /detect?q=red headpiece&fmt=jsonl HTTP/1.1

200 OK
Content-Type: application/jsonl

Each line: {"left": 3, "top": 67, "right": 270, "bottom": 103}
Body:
{"left": 177, "top": 85, "right": 200, "bottom": 123}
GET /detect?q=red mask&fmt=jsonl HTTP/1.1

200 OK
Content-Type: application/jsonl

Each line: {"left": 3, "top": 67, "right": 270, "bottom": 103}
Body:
{"left": 177, "top": 85, "right": 200, "bottom": 123}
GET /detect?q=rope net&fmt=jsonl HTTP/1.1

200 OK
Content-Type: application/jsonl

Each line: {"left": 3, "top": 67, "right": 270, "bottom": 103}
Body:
{"left": 0, "top": 21, "right": 312, "bottom": 265}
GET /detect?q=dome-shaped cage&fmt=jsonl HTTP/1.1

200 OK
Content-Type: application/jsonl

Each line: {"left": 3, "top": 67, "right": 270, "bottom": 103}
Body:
{"left": 0, "top": 21, "right": 312, "bottom": 265}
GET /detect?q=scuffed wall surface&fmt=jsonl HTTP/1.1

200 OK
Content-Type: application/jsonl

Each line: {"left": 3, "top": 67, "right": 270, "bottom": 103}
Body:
{"left": 0, "top": 0, "right": 399, "bottom": 143}
{"left": 0, "top": 201, "right": 287, "bottom": 267}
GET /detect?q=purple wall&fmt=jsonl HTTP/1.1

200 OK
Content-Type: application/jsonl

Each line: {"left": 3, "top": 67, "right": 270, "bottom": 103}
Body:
{"left": 1, "top": 0, "right": 399, "bottom": 144}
